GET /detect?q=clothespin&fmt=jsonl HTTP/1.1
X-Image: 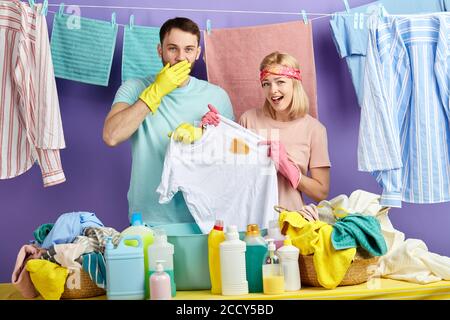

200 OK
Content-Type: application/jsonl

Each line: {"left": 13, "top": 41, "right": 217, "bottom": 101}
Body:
{"left": 359, "top": 11, "right": 365, "bottom": 29}
{"left": 343, "top": 0, "right": 351, "bottom": 13}
{"left": 28, "top": 0, "right": 35, "bottom": 9}
{"left": 353, "top": 12, "right": 359, "bottom": 29}
{"left": 301, "top": 10, "right": 308, "bottom": 25}
{"left": 42, "top": 0, "right": 48, "bottom": 16}
{"left": 129, "top": 14, "right": 135, "bottom": 30}
{"left": 58, "top": 3, "right": 65, "bottom": 16}
{"left": 206, "top": 19, "right": 212, "bottom": 35}
{"left": 111, "top": 12, "right": 116, "bottom": 28}
{"left": 378, "top": 4, "right": 387, "bottom": 18}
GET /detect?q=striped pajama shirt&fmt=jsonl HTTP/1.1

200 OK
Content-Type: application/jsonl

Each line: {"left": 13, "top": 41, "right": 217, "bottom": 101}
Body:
{"left": 0, "top": 1, "right": 65, "bottom": 187}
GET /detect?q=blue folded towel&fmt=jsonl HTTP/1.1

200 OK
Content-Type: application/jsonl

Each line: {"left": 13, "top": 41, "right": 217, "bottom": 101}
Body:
{"left": 331, "top": 214, "right": 387, "bottom": 256}
{"left": 50, "top": 12, "right": 118, "bottom": 86}
{"left": 122, "top": 25, "right": 162, "bottom": 83}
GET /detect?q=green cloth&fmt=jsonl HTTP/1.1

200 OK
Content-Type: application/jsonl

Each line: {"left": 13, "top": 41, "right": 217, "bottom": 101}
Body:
{"left": 33, "top": 223, "right": 54, "bottom": 245}
{"left": 50, "top": 12, "right": 118, "bottom": 86}
{"left": 331, "top": 214, "right": 387, "bottom": 256}
{"left": 122, "top": 25, "right": 161, "bottom": 83}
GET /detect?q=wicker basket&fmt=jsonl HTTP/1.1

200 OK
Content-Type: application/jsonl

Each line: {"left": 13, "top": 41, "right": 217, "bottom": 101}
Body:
{"left": 299, "top": 248, "right": 378, "bottom": 287}
{"left": 61, "top": 268, "right": 106, "bottom": 299}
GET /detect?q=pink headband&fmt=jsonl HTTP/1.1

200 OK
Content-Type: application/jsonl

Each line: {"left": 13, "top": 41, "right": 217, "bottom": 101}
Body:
{"left": 260, "top": 65, "right": 302, "bottom": 82}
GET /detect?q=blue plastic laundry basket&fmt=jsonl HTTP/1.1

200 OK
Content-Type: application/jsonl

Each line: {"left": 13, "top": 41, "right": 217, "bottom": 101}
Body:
{"left": 157, "top": 223, "right": 210, "bottom": 290}
{"left": 157, "top": 222, "right": 266, "bottom": 291}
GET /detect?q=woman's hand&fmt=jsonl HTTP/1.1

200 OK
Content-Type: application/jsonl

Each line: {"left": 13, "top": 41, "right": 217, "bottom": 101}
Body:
{"left": 258, "top": 140, "right": 301, "bottom": 188}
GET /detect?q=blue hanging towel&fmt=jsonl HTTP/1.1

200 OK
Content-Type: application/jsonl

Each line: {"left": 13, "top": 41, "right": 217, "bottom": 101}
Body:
{"left": 50, "top": 13, "right": 118, "bottom": 86}
{"left": 122, "top": 25, "right": 162, "bottom": 83}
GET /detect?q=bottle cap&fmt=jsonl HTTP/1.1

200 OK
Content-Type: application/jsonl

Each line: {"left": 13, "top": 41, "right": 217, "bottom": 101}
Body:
{"left": 213, "top": 219, "right": 224, "bottom": 231}
{"left": 266, "top": 238, "right": 276, "bottom": 251}
{"left": 153, "top": 228, "right": 167, "bottom": 243}
{"left": 130, "top": 212, "right": 143, "bottom": 226}
{"left": 269, "top": 220, "right": 279, "bottom": 229}
{"left": 105, "top": 236, "right": 114, "bottom": 250}
{"left": 225, "top": 225, "right": 239, "bottom": 240}
{"left": 246, "top": 224, "right": 260, "bottom": 236}
{"left": 283, "top": 235, "right": 292, "bottom": 246}
{"left": 155, "top": 260, "right": 166, "bottom": 272}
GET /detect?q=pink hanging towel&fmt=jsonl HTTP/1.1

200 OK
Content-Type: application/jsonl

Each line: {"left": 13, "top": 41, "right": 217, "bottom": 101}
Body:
{"left": 204, "top": 21, "right": 318, "bottom": 120}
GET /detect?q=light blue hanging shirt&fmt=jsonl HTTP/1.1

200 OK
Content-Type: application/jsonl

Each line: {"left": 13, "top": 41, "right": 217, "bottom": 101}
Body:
{"left": 359, "top": 12, "right": 450, "bottom": 207}
{"left": 112, "top": 76, "right": 235, "bottom": 226}
{"left": 50, "top": 13, "right": 118, "bottom": 86}
{"left": 122, "top": 25, "right": 162, "bottom": 83}
{"left": 330, "top": 0, "right": 446, "bottom": 105}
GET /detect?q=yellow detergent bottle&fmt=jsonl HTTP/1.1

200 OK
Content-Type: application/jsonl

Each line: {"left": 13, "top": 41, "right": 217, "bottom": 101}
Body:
{"left": 208, "top": 219, "right": 225, "bottom": 294}
{"left": 120, "top": 212, "right": 154, "bottom": 299}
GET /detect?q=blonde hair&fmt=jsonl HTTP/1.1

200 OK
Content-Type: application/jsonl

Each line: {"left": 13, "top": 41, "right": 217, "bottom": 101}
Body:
{"left": 260, "top": 51, "right": 309, "bottom": 120}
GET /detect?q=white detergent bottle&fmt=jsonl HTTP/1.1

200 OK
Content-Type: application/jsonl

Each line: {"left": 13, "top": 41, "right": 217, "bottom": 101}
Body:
{"left": 150, "top": 260, "right": 172, "bottom": 300}
{"left": 219, "top": 225, "right": 248, "bottom": 296}
{"left": 265, "top": 220, "right": 285, "bottom": 250}
{"left": 277, "top": 235, "right": 301, "bottom": 291}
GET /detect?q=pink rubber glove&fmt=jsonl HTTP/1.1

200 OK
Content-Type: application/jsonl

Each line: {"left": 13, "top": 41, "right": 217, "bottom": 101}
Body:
{"left": 199, "top": 104, "right": 220, "bottom": 127}
{"left": 258, "top": 140, "right": 301, "bottom": 188}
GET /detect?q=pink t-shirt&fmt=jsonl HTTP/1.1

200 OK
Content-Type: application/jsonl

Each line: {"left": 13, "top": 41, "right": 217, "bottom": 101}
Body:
{"left": 239, "top": 108, "right": 331, "bottom": 210}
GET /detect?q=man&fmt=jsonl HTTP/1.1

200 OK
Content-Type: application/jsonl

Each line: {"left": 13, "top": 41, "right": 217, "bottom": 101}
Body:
{"left": 103, "top": 17, "right": 234, "bottom": 226}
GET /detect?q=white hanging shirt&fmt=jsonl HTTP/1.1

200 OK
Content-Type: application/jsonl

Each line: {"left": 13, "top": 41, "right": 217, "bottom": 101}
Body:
{"left": 157, "top": 116, "right": 279, "bottom": 234}
{"left": 0, "top": 2, "right": 65, "bottom": 186}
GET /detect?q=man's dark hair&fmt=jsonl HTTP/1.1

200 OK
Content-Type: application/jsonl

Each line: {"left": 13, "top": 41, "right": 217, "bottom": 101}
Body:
{"left": 159, "top": 17, "right": 201, "bottom": 46}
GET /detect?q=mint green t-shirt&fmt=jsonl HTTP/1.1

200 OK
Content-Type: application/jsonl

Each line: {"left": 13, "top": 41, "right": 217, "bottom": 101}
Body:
{"left": 112, "top": 76, "right": 235, "bottom": 225}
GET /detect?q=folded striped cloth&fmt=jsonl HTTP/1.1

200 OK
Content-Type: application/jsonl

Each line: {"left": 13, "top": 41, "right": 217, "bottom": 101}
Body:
{"left": 81, "top": 252, "right": 107, "bottom": 288}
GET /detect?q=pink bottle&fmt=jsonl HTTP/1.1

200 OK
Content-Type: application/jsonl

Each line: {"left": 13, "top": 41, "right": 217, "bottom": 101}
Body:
{"left": 150, "top": 260, "right": 172, "bottom": 300}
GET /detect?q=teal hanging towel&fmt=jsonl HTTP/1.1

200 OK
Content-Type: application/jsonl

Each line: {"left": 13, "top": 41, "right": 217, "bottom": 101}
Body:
{"left": 122, "top": 24, "right": 162, "bottom": 83}
{"left": 50, "top": 12, "right": 118, "bottom": 86}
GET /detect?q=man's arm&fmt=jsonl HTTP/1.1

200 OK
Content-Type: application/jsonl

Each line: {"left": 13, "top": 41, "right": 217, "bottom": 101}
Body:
{"left": 103, "top": 100, "right": 150, "bottom": 147}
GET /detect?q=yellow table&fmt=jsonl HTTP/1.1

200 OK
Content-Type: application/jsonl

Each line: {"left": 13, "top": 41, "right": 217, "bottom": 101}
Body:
{"left": 2, "top": 279, "right": 450, "bottom": 300}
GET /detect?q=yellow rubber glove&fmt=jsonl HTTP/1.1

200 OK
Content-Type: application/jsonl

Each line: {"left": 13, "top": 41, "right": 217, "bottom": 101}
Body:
{"left": 168, "top": 122, "right": 203, "bottom": 144}
{"left": 139, "top": 60, "right": 191, "bottom": 113}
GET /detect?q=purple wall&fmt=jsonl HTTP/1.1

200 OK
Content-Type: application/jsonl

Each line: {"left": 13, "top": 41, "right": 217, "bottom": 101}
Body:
{"left": 1, "top": 0, "right": 449, "bottom": 283}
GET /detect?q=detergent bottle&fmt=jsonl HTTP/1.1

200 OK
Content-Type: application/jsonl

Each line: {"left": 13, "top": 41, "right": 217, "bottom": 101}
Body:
{"left": 105, "top": 235, "right": 145, "bottom": 300}
{"left": 149, "top": 260, "right": 172, "bottom": 300}
{"left": 208, "top": 219, "right": 225, "bottom": 294}
{"left": 219, "top": 225, "right": 248, "bottom": 295}
{"left": 277, "top": 235, "right": 301, "bottom": 291}
{"left": 264, "top": 220, "right": 285, "bottom": 250}
{"left": 147, "top": 227, "right": 176, "bottom": 297}
{"left": 120, "top": 212, "right": 154, "bottom": 299}
{"left": 262, "top": 239, "right": 285, "bottom": 295}
{"left": 244, "top": 224, "right": 267, "bottom": 293}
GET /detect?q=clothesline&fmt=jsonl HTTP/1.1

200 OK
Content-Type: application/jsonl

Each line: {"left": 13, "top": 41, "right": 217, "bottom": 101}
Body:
{"left": 46, "top": 3, "right": 450, "bottom": 17}
{"left": 45, "top": 9, "right": 331, "bottom": 27}
{"left": 45, "top": 3, "right": 450, "bottom": 28}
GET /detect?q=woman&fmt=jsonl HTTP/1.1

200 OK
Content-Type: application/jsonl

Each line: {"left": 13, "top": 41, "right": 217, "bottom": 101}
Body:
{"left": 203, "top": 51, "right": 331, "bottom": 211}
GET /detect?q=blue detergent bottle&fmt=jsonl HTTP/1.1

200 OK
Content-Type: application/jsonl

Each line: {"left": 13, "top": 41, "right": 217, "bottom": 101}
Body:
{"left": 105, "top": 235, "right": 145, "bottom": 300}
{"left": 120, "top": 212, "right": 154, "bottom": 299}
